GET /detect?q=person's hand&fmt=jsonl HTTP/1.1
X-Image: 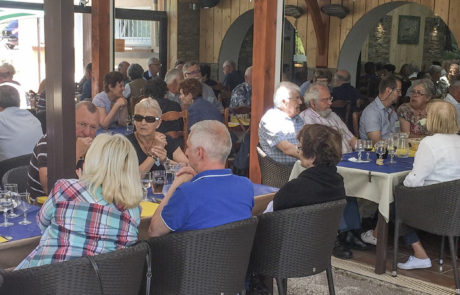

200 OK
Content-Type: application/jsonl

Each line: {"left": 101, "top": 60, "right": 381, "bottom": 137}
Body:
{"left": 154, "top": 132, "right": 167, "bottom": 148}
{"left": 176, "top": 166, "right": 197, "bottom": 178}
{"left": 149, "top": 146, "right": 167, "bottom": 163}
{"left": 115, "top": 97, "right": 127, "bottom": 109}
{"left": 76, "top": 137, "right": 93, "bottom": 159}
{"left": 75, "top": 168, "right": 82, "bottom": 179}
{"left": 171, "top": 170, "right": 194, "bottom": 188}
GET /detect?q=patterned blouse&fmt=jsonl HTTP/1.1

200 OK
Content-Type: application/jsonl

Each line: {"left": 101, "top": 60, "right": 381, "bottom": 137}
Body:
{"left": 397, "top": 103, "right": 429, "bottom": 137}
{"left": 16, "top": 179, "right": 141, "bottom": 269}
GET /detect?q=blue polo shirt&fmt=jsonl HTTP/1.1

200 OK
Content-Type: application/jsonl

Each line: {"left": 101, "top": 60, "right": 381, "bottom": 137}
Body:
{"left": 359, "top": 97, "right": 398, "bottom": 140}
{"left": 161, "top": 169, "right": 254, "bottom": 232}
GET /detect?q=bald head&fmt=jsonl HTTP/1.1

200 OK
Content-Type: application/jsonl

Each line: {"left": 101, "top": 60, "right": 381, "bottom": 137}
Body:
{"left": 334, "top": 70, "right": 350, "bottom": 87}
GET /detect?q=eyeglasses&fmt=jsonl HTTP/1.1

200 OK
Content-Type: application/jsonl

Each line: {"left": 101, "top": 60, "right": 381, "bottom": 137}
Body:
{"left": 76, "top": 121, "right": 98, "bottom": 131}
{"left": 133, "top": 114, "right": 160, "bottom": 123}
{"left": 410, "top": 90, "right": 425, "bottom": 97}
{"left": 392, "top": 88, "right": 402, "bottom": 94}
{"left": 185, "top": 70, "right": 201, "bottom": 76}
{"left": 319, "top": 96, "right": 333, "bottom": 103}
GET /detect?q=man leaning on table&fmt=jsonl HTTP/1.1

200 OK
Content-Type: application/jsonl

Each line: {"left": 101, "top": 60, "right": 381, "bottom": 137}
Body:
{"left": 27, "top": 101, "right": 99, "bottom": 200}
{"left": 148, "top": 120, "right": 254, "bottom": 237}
{"left": 359, "top": 75, "right": 401, "bottom": 143}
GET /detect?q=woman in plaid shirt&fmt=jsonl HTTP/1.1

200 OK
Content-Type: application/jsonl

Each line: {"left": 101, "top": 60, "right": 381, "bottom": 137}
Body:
{"left": 16, "top": 134, "right": 143, "bottom": 269}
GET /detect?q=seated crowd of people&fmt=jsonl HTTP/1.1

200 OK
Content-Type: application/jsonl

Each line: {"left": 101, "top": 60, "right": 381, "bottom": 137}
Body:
{"left": 0, "top": 57, "right": 460, "bottom": 279}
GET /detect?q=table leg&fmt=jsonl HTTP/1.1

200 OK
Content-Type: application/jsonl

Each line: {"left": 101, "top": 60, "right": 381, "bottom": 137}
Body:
{"left": 375, "top": 213, "right": 388, "bottom": 274}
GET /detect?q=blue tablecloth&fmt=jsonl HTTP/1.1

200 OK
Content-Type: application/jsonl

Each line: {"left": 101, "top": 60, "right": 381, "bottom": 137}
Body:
{"left": 0, "top": 205, "right": 41, "bottom": 241}
{"left": 339, "top": 152, "right": 414, "bottom": 174}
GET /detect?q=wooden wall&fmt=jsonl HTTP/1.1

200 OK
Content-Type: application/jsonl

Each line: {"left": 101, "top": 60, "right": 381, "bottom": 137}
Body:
{"left": 199, "top": 0, "right": 460, "bottom": 69}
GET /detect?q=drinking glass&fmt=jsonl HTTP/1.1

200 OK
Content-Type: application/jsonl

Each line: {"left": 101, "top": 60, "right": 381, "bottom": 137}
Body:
{"left": 0, "top": 190, "right": 14, "bottom": 227}
{"left": 364, "top": 140, "right": 373, "bottom": 161}
{"left": 18, "top": 192, "right": 32, "bottom": 225}
{"left": 141, "top": 172, "right": 152, "bottom": 201}
{"left": 375, "top": 141, "right": 386, "bottom": 160}
{"left": 355, "top": 139, "right": 364, "bottom": 161}
{"left": 4, "top": 184, "right": 19, "bottom": 218}
{"left": 397, "top": 133, "right": 409, "bottom": 158}
{"left": 152, "top": 170, "right": 166, "bottom": 195}
{"left": 386, "top": 138, "right": 397, "bottom": 164}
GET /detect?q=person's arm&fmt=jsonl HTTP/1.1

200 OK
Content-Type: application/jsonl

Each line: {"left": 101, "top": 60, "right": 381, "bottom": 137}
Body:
{"left": 403, "top": 141, "right": 434, "bottom": 187}
{"left": 172, "top": 147, "right": 189, "bottom": 164}
{"left": 349, "top": 136, "right": 357, "bottom": 150}
{"left": 367, "top": 131, "right": 382, "bottom": 144}
{"left": 38, "top": 167, "right": 48, "bottom": 195}
{"left": 117, "top": 104, "right": 129, "bottom": 126}
{"left": 399, "top": 117, "right": 410, "bottom": 135}
{"left": 276, "top": 140, "right": 300, "bottom": 159}
{"left": 98, "top": 97, "right": 127, "bottom": 129}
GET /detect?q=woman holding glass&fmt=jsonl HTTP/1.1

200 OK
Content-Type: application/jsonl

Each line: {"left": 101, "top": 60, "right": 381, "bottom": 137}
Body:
{"left": 397, "top": 79, "right": 435, "bottom": 138}
{"left": 396, "top": 100, "right": 460, "bottom": 270}
{"left": 16, "top": 134, "right": 143, "bottom": 269}
{"left": 126, "top": 98, "right": 188, "bottom": 175}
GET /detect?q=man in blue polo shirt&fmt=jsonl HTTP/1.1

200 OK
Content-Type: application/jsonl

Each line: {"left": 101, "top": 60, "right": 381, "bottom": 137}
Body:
{"left": 148, "top": 120, "right": 254, "bottom": 236}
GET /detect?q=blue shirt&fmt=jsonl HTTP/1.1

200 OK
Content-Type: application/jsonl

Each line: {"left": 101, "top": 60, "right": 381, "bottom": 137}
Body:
{"left": 161, "top": 169, "right": 254, "bottom": 232}
{"left": 188, "top": 97, "right": 223, "bottom": 130}
{"left": 258, "top": 108, "right": 304, "bottom": 164}
{"left": 80, "top": 79, "right": 92, "bottom": 100}
{"left": 359, "top": 97, "right": 398, "bottom": 140}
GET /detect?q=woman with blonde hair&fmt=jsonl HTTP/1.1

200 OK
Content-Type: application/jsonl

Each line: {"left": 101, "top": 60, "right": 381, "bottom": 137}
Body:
{"left": 397, "top": 100, "right": 460, "bottom": 270}
{"left": 16, "top": 134, "right": 143, "bottom": 269}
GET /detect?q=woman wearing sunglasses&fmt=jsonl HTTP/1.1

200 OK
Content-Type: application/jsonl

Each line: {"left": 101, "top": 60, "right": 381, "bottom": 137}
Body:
{"left": 126, "top": 98, "right": 188, "bottom": 174}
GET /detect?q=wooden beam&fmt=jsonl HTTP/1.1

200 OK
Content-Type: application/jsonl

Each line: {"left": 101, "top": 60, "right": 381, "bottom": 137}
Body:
{"left": 91, "top": 0, "right": 111, "bottom": 96}
{"left": 44, "top": 0, "right": 75, "bottom": 191}
{"left": 249, "top": 0, "right": 278, "bottom": 183}
{"left": 305, "top": 0, "right": 330, "bottom": 67}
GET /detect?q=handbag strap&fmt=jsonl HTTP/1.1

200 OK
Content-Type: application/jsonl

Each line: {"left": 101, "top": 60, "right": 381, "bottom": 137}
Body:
{"left": 87, "top": 255, "right": 104, "bottom": 295}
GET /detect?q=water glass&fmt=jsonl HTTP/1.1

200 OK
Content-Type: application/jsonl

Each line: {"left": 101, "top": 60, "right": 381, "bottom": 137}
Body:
{"left": 375, "top": 141, "right": 387, "bottom": 160}
{"left": 355, "top": 139, "right": 364, "bottom": 161}
{"left": 141, "top": 172, "right": 152, "bottom": 201}
{"left": 18, "top": 192, "right": 32, "bottom": 225}
{"left": 4, "top": 184, "right": 19, "bottom": 218}
{"left": 397, "top": 133, "right": 409, "bottom": 158}
{"left": 386, "top": 138, "right": 397, "bottom": 164}
{"left": 0, "top": 190, "right": 14, "bottom": 227}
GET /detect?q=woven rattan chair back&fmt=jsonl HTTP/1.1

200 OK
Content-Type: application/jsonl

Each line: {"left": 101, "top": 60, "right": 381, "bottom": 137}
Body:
{"left": 394, "top": 179, "right": 460, "bottom": 236}
{"left": 0, "top": 154, "right": 32, "bottom": 187}
{"left": 256, "top": 146, "right": 293, "bottom": 188}
{"left": 2, "top": 165, "right": 29, "bottom": 192}
{"left": 146, "top": 216, "right": 258, "bottom": 295}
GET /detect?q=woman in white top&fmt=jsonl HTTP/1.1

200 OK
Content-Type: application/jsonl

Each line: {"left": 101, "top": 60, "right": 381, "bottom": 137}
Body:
{"left": 397, "top": 100, "right": 460, "bottom": 270}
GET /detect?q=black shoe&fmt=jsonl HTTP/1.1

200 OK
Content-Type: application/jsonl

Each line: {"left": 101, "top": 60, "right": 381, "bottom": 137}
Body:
{"left": 343, "top": 231, "right": 369, "bottom": 251}
{"left": 333, "top": 239, "right": 353, "bottom": 260}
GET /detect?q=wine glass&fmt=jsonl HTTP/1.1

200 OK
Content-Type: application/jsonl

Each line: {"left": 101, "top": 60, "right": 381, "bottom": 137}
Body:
{"left": 386, "top": 138, "right": 397, "bottom": 164}
{"left": 355, "top": 139, "right": 364, "bottom": 161}
{"left": 18, "top": 192, "right": 32, "bottom": 225}
{"left": 0, "top": 190, "right": 14, "bottom": 227}
{"left": 364, "top": 140, "right": 373, "bottom": 161}
{"left": 4, "top": 184, "right": 19, "bottom": 218}
{"left": 141, "top": 172, "right": 152, "bottom": 201}
{"left": 126, "top": 115, "right": 134, "bottom": 133}
{"left": 375, "top": 141, "right": 387, "bottom": 160}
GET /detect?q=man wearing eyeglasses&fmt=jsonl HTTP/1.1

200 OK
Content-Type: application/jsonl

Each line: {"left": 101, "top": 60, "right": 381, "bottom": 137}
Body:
{"left": 359, "top": 76, "right": 401, "bottom": 144}
{"left": 27, "top": 101, "right": 99, "bottom": 200}
{"left": 143, "top": 57, "right": 162, "bottom": 80}
{"left": 182, "top": 61, "right": 224, "bottom": 112}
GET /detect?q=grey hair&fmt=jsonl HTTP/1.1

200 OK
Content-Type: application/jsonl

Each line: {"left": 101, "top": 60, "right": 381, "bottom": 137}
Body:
{"left": 134, "top": 98, "right": 162, "bottom": 117}
{"left": 334, "top": 70, "right": 350, "bottom": 83}
{"left": 273, "top": 81, "right": 300, "bottom": 108}
{"left": 0, "top": 85, "right": 20, "bottom": 108}
{"left": 127, "top": 63, "right": 144, "bottom": 80}
{"left": 189, "top": 120, "right": 232, "bottom": 163}
{"left": 428, "top": 65, "right": 442, "bottom": 75}
{"left": 224, "top": 60, "right": 236, "bottom": 68}
{"left": 76, "top": 101, "right": 97, "bottom": 113}
{"left": 245, "top": 66, "right": 252, "bottom": 77}
{"left": 408, "top": 79, "right": 435, "bottom": 99}
{"left": 303, "top": 83, "right": 324, "bottom": 106}
{"left": 165, "top": 69, "right": 181, "bottom": 84}
{"left": 0, "top": 63, "right": 15, "bottom": 76}
{"left": 147, "top": 57, "right": 160, "bottom": 66}
{"left": 182, "top": 61, "right": 199, "bottom": 75}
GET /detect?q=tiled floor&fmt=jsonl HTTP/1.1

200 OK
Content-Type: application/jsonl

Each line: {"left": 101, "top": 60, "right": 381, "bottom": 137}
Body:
{"left": 351, "top": 232, "right": 459, "bottom": 290}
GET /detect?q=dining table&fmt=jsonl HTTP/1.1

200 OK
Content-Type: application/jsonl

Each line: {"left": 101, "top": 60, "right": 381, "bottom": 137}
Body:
{"left": 290, "top": 151, "right": 414, "bottom": 274}
{"left": 0, "top": 183, "right": 278, "bottom": 270}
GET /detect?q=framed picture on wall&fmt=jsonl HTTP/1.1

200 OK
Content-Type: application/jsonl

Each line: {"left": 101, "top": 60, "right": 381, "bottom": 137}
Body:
{"left": 397, "top": 15, "right": 420, "bottom": 45}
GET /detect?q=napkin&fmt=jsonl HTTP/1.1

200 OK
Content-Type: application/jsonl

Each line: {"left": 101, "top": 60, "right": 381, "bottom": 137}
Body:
{"left": 0, "top": 236, "right": 8, "bottom": 243}
{"left": 348, "top": 157, "right": 370, "bottom": 163}
{"left": 140, "top": 201, "right": 159, "bottom": 218}
{"left": 36, "top": 196, "right": 48, "bottom": 205}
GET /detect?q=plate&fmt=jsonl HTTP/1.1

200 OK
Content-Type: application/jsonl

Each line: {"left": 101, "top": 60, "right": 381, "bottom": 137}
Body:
{"left": 348, "top": 157, "right": 371, "bottom": 163}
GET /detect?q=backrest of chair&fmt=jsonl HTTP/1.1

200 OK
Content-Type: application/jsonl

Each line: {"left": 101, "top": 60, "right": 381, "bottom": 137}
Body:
{"left": 2, "top": 166, "right": 29, "bottom": 192}
{"left": 252, "top": 193, "right": 275, "bottom": 216}
{"left": 395, "top": 179, "right": 460, "bottom": 236}
{"left": 256, "top": 146, "right": 293, "bottom": 188}
{"left": 249, "top": 199, "right": 346, "bottom": 278}
{"left": 93, "top": 242, "right": 148, "bottom": 295}
{"left": 147, "top": 217, "right": 258, "bottom": 295}
{"left": 0, "top": 256, "right": 101, "bottom": 295}
{"left": 161, "top": 110, "right": 188, "bottom": 145}
{"left": 0, "top": 154, "right": 32, "bottom": 187}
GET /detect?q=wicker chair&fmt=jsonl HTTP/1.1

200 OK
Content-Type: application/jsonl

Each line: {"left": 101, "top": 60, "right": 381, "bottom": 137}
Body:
{"left": 2, "top": 165, "right": 29, "bottom": 192}
{"left": 393, "top": 180, "right": 460, "bottom": 293}
{"left": 0, "top": 242, "right": 149, "bottom": 295}
{"left": 146, "top": 217, "right": 258, "bottom": 295}
{"left": 256, "top": 146, "right": 293, "bottom": 188}
{"left": 249, "top": 199, "right": 346, "bottom": 295}
{"left": 0, "top": 154, "right": 32, "bottom": 187}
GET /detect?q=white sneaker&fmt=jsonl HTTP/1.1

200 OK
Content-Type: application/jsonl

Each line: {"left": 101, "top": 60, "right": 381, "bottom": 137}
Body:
{"left": 397, "top": 256, "right": 432, "bottom": 270}
{"left": 360, "top": 229, "right": 377, "bottom": 245}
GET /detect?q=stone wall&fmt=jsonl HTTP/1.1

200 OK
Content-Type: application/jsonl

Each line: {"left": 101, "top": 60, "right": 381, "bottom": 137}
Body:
{"left": 422, "top": 17, "right": 446, "bottom": 64}
{"left": 367, "top": 15, "right": 392, "bottom": 64}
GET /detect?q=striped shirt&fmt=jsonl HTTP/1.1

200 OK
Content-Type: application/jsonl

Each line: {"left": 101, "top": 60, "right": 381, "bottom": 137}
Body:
{"left": 16, "top": 179, "right": 141, "bottom": 270}
{"left": 27, "top": 134, "right": 48, "bottom": 200}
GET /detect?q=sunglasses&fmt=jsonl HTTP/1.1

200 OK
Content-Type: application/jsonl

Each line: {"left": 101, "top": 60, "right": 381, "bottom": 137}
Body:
{"left": 133, "top": 114, "right": 160, "bottom": 123}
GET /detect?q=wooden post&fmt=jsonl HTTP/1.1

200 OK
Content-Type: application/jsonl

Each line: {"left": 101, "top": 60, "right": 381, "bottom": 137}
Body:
{"left": 43, "top": 0, "right": 76, "bottom": 191}
{"left": 91, "top": 0, "right": 111, "bottom": 96}
{"left": 249, "top": 0, "right": 278, "bottom": 183}
{"left": 305, "top": 0, "right": 330, "bottom": 67}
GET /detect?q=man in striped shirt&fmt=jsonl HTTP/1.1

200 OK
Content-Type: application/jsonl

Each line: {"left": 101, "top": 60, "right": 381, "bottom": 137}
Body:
{"left": 27, "top": 101, "right": 99, "bottom": 200}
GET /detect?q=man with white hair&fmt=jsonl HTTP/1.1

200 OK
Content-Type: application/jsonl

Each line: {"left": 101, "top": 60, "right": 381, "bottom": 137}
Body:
{"left": 229, "top": 66, "right": 252, "bottom": 110}
{"left": 258, "top": 81, "right": 304, "bottom": 165}
{"left": 148, "top": 120, "right": 254, "bottom": 237}
{"left": 300, "top": 83, "right": 357, "bottom": 154}
{"left": 143, "top": 57, "right": 161, "bottom": 80}
{"left": 164, "top": 69, "right": 183, "bottom": 104}
{"left": 0, "top": 63, "right": 28, "bottom": 109}
{"left": 222, "top": 60, "right": 244, "bottom": 92}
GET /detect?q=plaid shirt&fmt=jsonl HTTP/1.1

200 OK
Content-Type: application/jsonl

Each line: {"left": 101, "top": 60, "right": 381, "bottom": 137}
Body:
{"left": 258, "top": 108, "right": 304, "bottom": 164}
{"left": 16, "top": 179, "right": 140, "bottom": 269}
